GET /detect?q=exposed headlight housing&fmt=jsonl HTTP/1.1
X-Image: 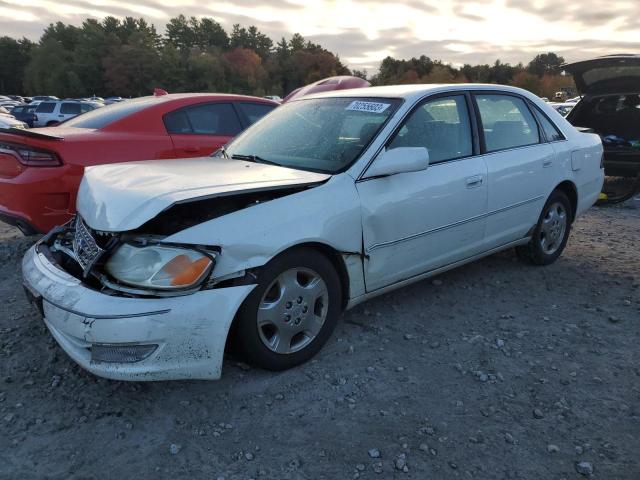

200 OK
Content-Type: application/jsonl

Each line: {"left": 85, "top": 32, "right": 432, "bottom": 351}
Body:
{"left": 105, "top": 243, "right": 215, "bottom": 290}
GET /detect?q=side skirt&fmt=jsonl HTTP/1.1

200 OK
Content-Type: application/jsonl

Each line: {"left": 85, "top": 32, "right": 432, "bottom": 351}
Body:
{"left": 346, "top": 237, "right": 531, "bottom": 310}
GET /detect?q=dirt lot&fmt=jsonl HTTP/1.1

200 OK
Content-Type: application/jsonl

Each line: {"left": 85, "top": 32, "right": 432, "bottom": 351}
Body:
{"left": 0, "top": 199, "right": 638, "bottom": 480}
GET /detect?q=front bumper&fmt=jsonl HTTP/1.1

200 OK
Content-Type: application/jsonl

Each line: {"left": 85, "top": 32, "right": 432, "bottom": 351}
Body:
{"left": 22, "top": 245, "right": 255, "bottom": 381}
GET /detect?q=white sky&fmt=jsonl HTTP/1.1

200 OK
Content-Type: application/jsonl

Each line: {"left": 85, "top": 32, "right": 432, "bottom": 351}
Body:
{"left": 1, "top": 0, "right": 637, "bottom": 71}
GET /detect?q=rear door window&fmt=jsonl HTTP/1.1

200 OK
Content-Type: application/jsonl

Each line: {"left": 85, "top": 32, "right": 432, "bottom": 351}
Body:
{"left": 60, "top": 103, "right": 81, "bottom": 115}
{"left": 36, "top": 102, "right": 56, "bottom": 114}
{"left": 164, "top": 103, "right": 242, "bottom": 135}
{"left": 475, "top": 94, "right": 540, "bottom": 152}
{"left": 236, "top": 102, "right": 277, "bottom": 125}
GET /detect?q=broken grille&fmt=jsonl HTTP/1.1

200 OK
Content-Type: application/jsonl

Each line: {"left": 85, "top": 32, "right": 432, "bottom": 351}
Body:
{"left": 72, "top": 216, "right": 104, "bottom": 274}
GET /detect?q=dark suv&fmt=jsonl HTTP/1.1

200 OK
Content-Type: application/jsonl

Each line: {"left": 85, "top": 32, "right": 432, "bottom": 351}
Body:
{"left": 564, "top": 54, "right": 640, "bottom": 177}
{"left": 9, "top": 104, "right": 38, "bottom": 127}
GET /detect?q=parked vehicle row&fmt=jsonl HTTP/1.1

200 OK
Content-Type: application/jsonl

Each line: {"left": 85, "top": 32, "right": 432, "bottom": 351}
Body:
{"left": 0, "top": 76, "right": 369, "bottom": 234}
{"left": 0, "top": 92, "right": 278, "bottom": 233}
{"left": 30, "top": 100, "right": 103, "bottom": 127}
{"left": 21, "top": 83, "right": 604, "bottom": 381}
{"left": 0, "top": 107, "right": 27, "bottom": 129}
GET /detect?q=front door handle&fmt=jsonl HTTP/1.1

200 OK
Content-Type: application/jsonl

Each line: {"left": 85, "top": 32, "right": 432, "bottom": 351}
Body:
{"left": 465, "top": 175, "right": 483, "bottom": 188}
{"left": 182, "top": 146, "right": 199, "bottom": 153}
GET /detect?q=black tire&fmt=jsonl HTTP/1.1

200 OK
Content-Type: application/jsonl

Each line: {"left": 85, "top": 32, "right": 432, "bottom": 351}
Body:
{"left": 45, "top": 121, "right": 59, "bottom": 127}
{"left": 234, "top": 248, "right": 342, "bottom": 371}
{"left": 516, "top": 190, "right": 572, "bottom": 265}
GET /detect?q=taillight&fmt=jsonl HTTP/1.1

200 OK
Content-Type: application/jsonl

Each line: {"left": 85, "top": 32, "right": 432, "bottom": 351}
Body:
{"left": 0, "top": 141, "right": 61, "bottom": 167}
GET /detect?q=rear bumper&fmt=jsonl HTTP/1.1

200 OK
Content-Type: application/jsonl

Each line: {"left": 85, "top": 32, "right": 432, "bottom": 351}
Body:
{"left": 0, "top": 210, "right": 39, "bottom": 235}
{"left": 0, "top": 165, "right": 81, "bottom": 233}
{"left": 22, "top": 245, "right": 255, "bottom": 381}
{"left": 604, "top": 150, "right": 640, "bottom": 177}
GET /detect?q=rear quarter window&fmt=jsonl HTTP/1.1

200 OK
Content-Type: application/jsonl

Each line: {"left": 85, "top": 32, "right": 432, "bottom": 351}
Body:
{"left": 533, "top": 107, "right": 565, "bottom": 142}
{"left": 60, "top": 103, "right": 81, "bottom": 115}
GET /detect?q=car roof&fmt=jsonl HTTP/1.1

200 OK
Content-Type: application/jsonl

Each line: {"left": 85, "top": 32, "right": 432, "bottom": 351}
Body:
{"left": 300, "top": 83, "right": 538, "bottom": 102}
{"left": 150, "top": 93, "right": 278, "bottom": 103}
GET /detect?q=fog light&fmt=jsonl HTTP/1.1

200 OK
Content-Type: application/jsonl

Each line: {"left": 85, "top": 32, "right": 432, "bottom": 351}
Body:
{"left": 91, "top": 344, "right": 157, "bottom": 363}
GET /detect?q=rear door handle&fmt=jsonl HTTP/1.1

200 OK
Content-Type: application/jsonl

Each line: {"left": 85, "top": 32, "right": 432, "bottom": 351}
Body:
{"left": 543, "top": 159, "right": 553, "bottom": 167}
{"left": 465, "top": 175, "right": 483, "bottom": 188}
{"left": 182, "top": 146, "right": 199, "bottom": 153}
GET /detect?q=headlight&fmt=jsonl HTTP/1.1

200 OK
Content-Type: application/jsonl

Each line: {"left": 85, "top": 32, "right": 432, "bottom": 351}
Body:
{"left": 105, "top": 243, "right": 214, "bottom": 290}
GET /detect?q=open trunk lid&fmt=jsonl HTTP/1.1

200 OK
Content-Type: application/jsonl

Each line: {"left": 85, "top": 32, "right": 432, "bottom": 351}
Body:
{"left": 564, "top": 54, "right": 640, "bottom": 95}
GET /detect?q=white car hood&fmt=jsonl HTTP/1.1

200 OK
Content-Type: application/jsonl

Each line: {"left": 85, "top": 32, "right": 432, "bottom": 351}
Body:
{"left": 0, "top": 115, "right": 26, "bottom": 128}
{"left": 77, "top": 157, "right": 331, "bottom": 232}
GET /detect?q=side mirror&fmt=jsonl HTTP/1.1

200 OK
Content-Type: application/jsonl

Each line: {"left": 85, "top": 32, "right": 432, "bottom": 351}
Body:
{"left": 363, "top": 147, "right": 430, "bottom": 179}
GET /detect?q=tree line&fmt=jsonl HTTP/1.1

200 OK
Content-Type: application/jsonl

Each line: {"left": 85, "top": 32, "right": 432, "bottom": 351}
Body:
{"left": 0, "top": 16, "right": 574, "bottom": 99}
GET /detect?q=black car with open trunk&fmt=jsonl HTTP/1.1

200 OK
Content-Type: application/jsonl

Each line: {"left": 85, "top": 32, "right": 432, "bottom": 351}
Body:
{"left": 564, "top": 54, "right": 640, "bottom": 177}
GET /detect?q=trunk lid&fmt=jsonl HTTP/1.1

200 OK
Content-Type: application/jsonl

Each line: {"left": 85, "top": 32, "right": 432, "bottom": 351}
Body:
{"left": 77, "top": 157, "right": 331, "bottom": 232}
{"left": 564, "top": 54, "right": 640, "bottom": 95}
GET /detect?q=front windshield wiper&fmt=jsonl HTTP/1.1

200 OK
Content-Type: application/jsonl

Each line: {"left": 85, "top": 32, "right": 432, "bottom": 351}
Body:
{"left": 231, "top": 154, "right": 281, "bottom": 166}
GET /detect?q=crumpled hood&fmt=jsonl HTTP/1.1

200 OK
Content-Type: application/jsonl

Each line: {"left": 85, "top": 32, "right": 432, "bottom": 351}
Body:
{"left": 77, "top": 157, "right": 330, "bottom": 232}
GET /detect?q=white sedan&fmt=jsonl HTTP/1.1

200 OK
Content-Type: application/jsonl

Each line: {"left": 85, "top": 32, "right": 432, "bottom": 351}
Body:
{"left": 0, "top": 107, "right": 27, "bottom": 129}
{"left": 22, "top": 84, "right": 604, "bottom": 381}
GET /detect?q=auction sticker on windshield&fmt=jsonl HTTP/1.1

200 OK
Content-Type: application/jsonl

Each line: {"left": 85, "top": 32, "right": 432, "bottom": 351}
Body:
{"left": 346, "top": 101, "right": 391, "bottom": 113}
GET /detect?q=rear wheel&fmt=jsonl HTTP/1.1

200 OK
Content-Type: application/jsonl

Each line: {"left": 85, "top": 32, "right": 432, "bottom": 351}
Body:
{"left": 234, "top": 248, "right": 342, "bottom": 370}
{"left": 516, "top": 190, "right": 572, "bottom": 265}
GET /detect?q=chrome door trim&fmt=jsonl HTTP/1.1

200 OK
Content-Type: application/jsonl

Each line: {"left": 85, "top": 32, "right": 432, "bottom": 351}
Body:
{"left": 366, "top": 195, "right": 543, "bottom": 253}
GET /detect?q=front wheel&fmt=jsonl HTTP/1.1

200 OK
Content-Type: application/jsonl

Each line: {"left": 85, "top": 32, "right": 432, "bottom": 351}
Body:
{"left": 234, "top": 248, "right": 342, "bottom": 371}
{"left": 516, "top": 190, "right": 572, "bottom": 265}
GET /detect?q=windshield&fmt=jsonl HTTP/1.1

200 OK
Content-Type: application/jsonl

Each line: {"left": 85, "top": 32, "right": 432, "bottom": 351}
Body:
{"left": 222, "top": 97, "right": 401, "bottom": 173}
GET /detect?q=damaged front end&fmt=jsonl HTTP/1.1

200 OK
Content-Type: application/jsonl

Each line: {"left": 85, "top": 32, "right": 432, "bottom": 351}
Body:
{"left": 41, "top": 216, "right": 220, "bottom": 298}
{"left": 40, "top": 183, "right": 311, "bottom": 297}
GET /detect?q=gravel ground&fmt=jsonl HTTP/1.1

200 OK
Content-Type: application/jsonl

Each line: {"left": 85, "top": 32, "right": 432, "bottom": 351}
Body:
{"left": 0, "top": 198, "right": 639, "bottom": 480}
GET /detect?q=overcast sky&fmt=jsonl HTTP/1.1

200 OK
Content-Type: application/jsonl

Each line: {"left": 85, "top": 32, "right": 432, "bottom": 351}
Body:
{"left": 1, "top": 0, "right": 637, "bottom": 71}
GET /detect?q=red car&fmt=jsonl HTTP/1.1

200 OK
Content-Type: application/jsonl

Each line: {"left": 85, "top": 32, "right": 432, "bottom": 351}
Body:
{"left": 0, "top": 93, "right": 278, "bottom": 234}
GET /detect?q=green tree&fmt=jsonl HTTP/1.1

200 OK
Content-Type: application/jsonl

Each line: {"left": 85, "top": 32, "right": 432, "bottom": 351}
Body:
{"left": 166, "top": 14, "right": 195, "bottom": 51}
{"left": 184, "top": 49, "right": 228, "bottom": 92}
{"left": 527, "top": 52, "right": 565, "bottom": 76}
{"left": 0, "top": 37, "right": 34, "bottom": 93}
{"left": 102, "top": 31, "right": 160, "bottom": 96}
{"left": 24, "top": 38, "right": 82, "bottom": 96}
{"left": 192, "top": 17, "right": 229, "bottom": 50}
